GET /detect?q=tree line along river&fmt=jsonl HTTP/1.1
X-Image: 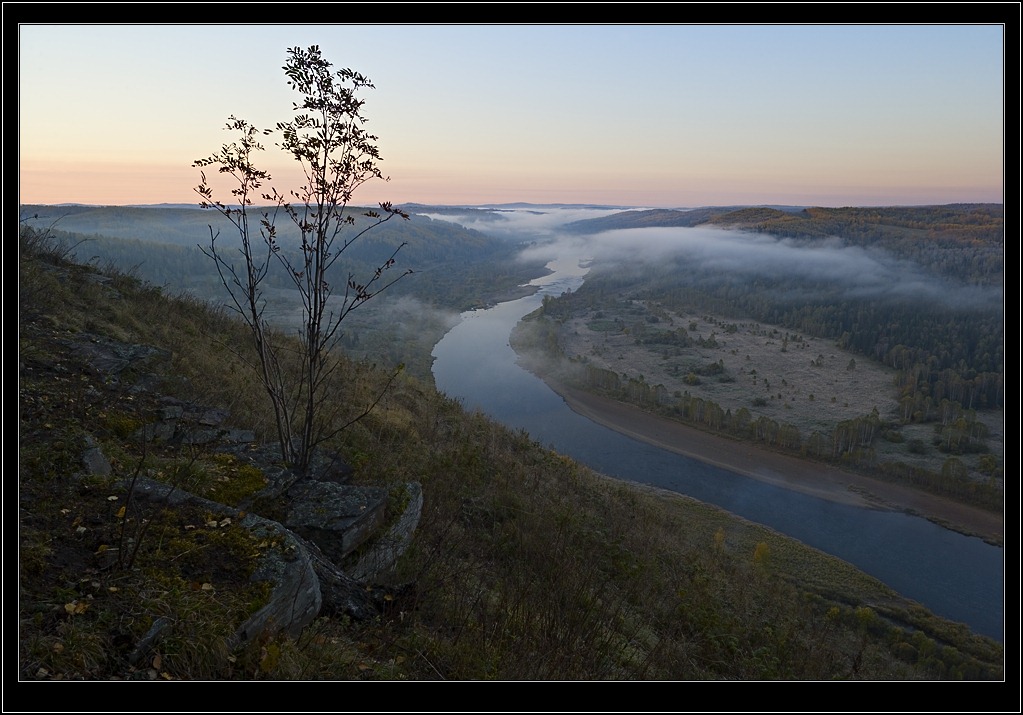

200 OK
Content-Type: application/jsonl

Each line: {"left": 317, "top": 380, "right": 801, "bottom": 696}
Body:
{"left": 431, "top": 256, "right": 1004, "bottom": 642}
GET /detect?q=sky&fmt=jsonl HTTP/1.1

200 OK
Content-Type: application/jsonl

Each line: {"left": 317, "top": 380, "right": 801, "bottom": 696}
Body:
{"left": 18, "top": 23, "right": 1006, "bottom": 208}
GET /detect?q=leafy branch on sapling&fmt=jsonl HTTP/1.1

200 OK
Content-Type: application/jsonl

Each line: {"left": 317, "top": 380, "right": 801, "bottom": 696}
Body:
{"left": 194, "top": 45, "right": 411, "bottom": 475}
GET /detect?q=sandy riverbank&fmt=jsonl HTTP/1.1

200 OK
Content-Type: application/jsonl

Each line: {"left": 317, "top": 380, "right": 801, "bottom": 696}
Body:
{"left": 541, "top": 378, "right": 1003, "bottom": 547}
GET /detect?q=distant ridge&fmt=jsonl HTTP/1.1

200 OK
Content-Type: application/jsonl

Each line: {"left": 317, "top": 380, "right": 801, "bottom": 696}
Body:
{"left": 401, "top": 202, "right": 641, "bottom": 211}
{"left": 125, "top": 203, "right": 199, "bottom": 209}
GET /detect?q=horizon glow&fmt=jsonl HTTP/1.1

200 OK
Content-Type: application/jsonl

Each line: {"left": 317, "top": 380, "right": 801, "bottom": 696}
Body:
{"left": 19, "top": 24, "right": 1005, "bottom": 208}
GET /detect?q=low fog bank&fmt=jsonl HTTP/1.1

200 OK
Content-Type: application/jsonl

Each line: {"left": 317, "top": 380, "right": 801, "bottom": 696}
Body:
{"left": 260, "top": 289, "right": 460, "bottom": 337}
{"left": 515, "top": 217, "right": 1001, "bottom": 312}
{"left": 413, "top": 207, "right": 999, "bottom": 313}
{"left": 365, "top": 294, "right": 463, "bottom": 335}
{"left": 417, "top": 207, "right": 640, "bottom": 242}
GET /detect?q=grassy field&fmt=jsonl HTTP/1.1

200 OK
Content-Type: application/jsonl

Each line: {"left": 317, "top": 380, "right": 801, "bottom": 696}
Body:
{"left": 550, "top": 299, "right": 1003, "bottom": 484}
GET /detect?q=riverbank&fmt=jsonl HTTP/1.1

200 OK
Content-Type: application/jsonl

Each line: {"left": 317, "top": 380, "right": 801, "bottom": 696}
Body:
{"left": 539, "top": 376, "right": 1004, "bottom": 547}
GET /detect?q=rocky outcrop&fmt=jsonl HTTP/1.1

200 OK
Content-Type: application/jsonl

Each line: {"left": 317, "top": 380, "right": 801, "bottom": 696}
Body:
{"left": 348, "top": 481, "right": 424, "bottom": 582}
{"left": 73, "top": 334, "right": 422, "bottom": 651}
{"left": 231, "top": 512, "right": 322, "bottom": 647}
{"left": 112, "top": 475, "right": 321, "bottom": 647}
{"left": 285, "top": 480, "right": 388, "bottom": 565}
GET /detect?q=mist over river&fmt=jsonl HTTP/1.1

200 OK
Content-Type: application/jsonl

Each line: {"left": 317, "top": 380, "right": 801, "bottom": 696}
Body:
{"left": 431, "top": 254, "right": 1004, "bottom": 642}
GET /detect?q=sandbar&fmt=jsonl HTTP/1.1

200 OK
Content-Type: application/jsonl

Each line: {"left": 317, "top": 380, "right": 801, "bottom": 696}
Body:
{"left": 541, "top": 377, "right": 1004, "bottom": 546}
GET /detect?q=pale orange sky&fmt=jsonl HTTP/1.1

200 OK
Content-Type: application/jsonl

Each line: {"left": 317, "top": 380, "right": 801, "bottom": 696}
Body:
{"left": 20, "top": 24, "right": 1004, "bottom": 208}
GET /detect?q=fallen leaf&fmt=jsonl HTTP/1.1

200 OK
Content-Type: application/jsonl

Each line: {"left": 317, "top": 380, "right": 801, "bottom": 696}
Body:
{"left": 107, "top": 495, "right": 119, "bottom": 502}
{"left": 64, "top": 601, "right": 89, "bottom": 615}
{"left": 152, "top": 654, "right": 162, "bottom": 670}
{"left": 115, "top": 506, "right": 126, "bottom": 519}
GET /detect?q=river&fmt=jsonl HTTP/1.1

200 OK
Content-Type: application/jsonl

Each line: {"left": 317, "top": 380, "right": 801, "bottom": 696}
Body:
{"left": 431, "top": 255, "right": 1004, "bottom": 642}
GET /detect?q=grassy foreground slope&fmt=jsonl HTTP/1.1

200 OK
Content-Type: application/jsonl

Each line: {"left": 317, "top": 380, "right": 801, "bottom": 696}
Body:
{"left": 18, "top": 227, "right": 1003, "bottom": 682}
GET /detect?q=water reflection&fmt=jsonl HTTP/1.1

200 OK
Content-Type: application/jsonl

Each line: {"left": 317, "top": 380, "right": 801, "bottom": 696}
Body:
{"left": 432, "top": 258, "right": 1004, "bottom": 642}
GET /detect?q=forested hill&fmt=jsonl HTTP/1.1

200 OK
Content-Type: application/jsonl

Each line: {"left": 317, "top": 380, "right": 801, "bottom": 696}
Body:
{"left": 549, "top": 202, "right": 1004, "bottom": 419}
{"left": 561, "top": 205, "right": 808, "bottom": 232}
{"left": 19, "top": 203, "right": 511, "bottom": 257}
{"left": 562, "top": 206, "right": 741, "bottom": 231}
{"left": 711, "top": 205, "right": 1004, "bottom": 288}
{"left": 18, "top": 204, "right": 551, "bottom": 381}
{"left": 561, "top": 203, "right": 1003, "bottom": 288}
{"left": 17, "top": 204, "right": 545, "bottom": 310}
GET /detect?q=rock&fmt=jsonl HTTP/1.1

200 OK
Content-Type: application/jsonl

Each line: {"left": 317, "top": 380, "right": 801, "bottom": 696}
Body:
{"left": 284, "top": 481, "right": 388, "bottom": 565}
{"left": 122, "top": 476, "right": 322, "bottom": 647}
{"left": 127, "top": 617, "right": 171, "bottom": 666}
{"left": 66, "top": 332, "right": 171, "bottom": 382}
{"left": 292, "top": 534, "right": 377, "bottom": 620}
{"left": 229, "top": 513, "right": 322, "bottom": 647}
{"left": 81, "top": 435, "right": 112, "bottom": 476}
{"left": 62, "top": 333, "right": 416, "bottom": 647}
{"left": 347, "top": 482, "right": 423, "bottom": 581}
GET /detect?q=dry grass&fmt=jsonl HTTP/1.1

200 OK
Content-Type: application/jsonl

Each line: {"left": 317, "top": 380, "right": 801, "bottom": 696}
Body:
{"left": 566, "top": 309, "right": 896, "bottom": 430}
{"left": 555, "top": 301, "right": 1002, "bottom": 479}
{"left": 18, "top": 227, "right": 1004, "bottom": 682}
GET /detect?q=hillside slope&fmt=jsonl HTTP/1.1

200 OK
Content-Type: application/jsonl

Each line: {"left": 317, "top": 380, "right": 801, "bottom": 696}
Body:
{"left": 17, "top": 227, "right": 1004, "bottom": 683}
